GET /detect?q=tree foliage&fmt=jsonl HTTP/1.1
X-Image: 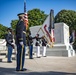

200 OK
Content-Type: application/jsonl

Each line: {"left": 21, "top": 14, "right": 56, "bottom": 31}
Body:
{"left": 11, "top": 8, "right": 48, "bottom": 31}
{"left": 55, "top": 9, "right": 76, "bottom": 30}
{"left": 28, "top": 8, "right": 48, "bottom": 27}
{"left": 11, "top": 20, "right": 18, "bottom": 31}
{"left": 0, "top": 24, "right": 7, "bottom": 39}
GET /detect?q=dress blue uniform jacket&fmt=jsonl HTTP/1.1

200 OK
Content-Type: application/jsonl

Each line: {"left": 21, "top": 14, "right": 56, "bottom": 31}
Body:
{"left": 16, "top": 20, "right": 26, "bottom": 45}
{"left": 42, "top": 38, "right": 47, "bottom": 46}
{"left": 35, "top": 36, "right": 41, "bottom": 46}
{"left": 5, "top": 33, "right": 13, "bottom": 47}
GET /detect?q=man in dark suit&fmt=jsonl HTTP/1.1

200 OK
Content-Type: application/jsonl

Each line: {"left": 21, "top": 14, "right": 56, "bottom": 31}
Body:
{"left": 28, "top": 30, "right": 35, "bottom": 59}
{"left": 5, "top": 28, "right": 14, "bottom": 63}
{"left": 15, "top": 13, "right": 27, "bottom": 71}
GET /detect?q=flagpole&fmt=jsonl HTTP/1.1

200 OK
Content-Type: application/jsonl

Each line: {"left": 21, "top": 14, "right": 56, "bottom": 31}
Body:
{"left": 37, "top": 27, "right": 41, "bottom": 34}
{"left": 24, "top": 0, "right": 28, "bottom": 30}
{"left": 50, "top": 9, "right": 55, "bottom": 44}
{"left": 24, "top": 0, "right": 26, "bottom": 13}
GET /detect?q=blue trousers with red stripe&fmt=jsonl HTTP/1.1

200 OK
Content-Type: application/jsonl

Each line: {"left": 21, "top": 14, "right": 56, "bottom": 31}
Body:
{"left": 16, "top": 44, "right": 26, "bottom": 70}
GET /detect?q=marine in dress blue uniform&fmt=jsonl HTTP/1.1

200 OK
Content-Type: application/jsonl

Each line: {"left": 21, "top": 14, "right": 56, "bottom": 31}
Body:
{"left": 41, "top": 36, "right": 47, "bottom": 57}
{"left": 15, "top": 13, "right": 27, "bottom": 71}
{"left": 35, "top": 34, "right": 41, "bottom": 58}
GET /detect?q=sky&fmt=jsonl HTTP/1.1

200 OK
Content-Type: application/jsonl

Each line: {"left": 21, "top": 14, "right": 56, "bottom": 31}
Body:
{"left": 0, "top": 0, "right": 76, "bottom": 27}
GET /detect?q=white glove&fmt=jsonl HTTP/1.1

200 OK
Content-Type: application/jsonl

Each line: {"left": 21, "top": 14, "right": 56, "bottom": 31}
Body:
{"left": 20, "top": 42, "right": 23, "bottom": 46}
{"left": 12, "top": 43, "right": 14, "bottom": 45}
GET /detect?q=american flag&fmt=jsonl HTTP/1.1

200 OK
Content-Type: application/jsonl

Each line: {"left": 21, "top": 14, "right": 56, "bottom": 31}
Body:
{"left": 41, "top": 9, "right": 55, "bottom": 46}
{"left": 41, "top": 15, "right": 52, "bottom": 44}
{"left": 24, "top": 2, "right": 28, "bottom": 30}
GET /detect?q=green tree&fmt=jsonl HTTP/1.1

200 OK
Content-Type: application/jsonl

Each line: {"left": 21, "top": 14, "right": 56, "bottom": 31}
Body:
{"left": 28, "top": 8, "right": 48, "bottom": 27}
{"left": 0, "top": 24, "right": 7, "bottom": 39}
{"left": 11, "top": 8, "right": 48, "bottom": 31}
{"left": 55, "top": 9, "right": 76, "bottom": 30}
{"left": 11, "top": 20, "right": 18, "bottom": 31}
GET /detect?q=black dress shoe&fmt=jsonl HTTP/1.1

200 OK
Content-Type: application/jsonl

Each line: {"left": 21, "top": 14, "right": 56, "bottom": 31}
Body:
{"left": 29, "top": 58, "right": 33, "bottom": 59}
{"left": 16, "top": 69, "right": 20, "bottom": 71}
{"left": 21, "top": 68, "right": 27, "bottom": 71}
{"left": 37, "top": 57, "right": 41, "bottom": 58}
{"left": 7, "top": 61, "right": 12, "bottom": 63}
{"left": 43, "top": 56, "right": 47, "bottom": 57}
{"left": 16, "top": 68, "right": 27, "bottom": 71}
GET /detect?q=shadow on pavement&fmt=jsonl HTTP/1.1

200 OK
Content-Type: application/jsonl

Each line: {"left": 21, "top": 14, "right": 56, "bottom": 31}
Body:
{"left": 0, "top": 67, "right": 76, "bottom": 75}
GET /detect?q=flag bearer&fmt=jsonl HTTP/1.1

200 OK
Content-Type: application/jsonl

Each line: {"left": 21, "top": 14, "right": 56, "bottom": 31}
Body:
{"left": 35, "top": 34, "right": 41, "bottom": 58}
{"left": 15, "top": 13, "right": 27, "bottom": 71}
{"left": 41, "top": 36, "right": 47, "bottom": 57}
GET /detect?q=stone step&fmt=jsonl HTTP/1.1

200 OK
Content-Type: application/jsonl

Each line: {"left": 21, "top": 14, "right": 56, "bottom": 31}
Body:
{"left": 0, "top": 50, "right": 7, "bottom": 53}
{"left": 46, "top": 50, "right": 68, "bottom": 57}
{"left": 0, "top": 50, "right": 16, "bottom": 53}
{"left": 0, "top": 55, "right": 16, "bottom": 62}
{"left": 0, "top": 56, "right": 6, "bottom": 59}
{"left": 33, "top": 46, "right": 76, "bottom": 57}
{"left": 0, "top": 49, "right": 16, "bottom": 62}
{"left": 33, "top": 49, "right": 68, "bottom": 57}
{"left": 0, "top": 53, "right": 6, "bottom": 55}
{"left": 0, "top": 51, "right": 35, "bottom": 62}
{"left": 0, "top": 59, "right": 2, "bottom": 62}
{"left": 33, "top": 46, "right": 66, "bottom": 50}
{"left": 2, "top": 58, "right": 7, "bottom": 62}
{"left": 0, "top": 46, "right": 6, "bottom": 51}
